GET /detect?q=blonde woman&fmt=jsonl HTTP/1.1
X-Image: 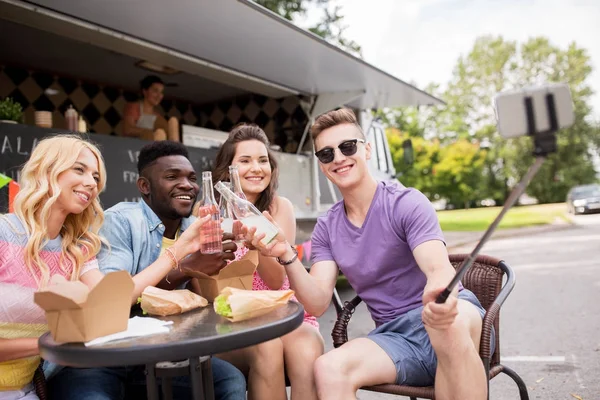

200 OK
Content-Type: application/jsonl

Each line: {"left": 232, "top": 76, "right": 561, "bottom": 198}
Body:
{"left": 0, "top": 136, "right": 215, "bottom": 400}
{"left": 0, "top": 135, "right": 109, "bottom": 399}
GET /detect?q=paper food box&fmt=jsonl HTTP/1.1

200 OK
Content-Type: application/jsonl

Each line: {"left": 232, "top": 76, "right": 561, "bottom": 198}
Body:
{"left": 34, "top": 270, "right": 134, "bottom": 344}
{"left": 185, "top": 250, "right": 259, "bottom": 302}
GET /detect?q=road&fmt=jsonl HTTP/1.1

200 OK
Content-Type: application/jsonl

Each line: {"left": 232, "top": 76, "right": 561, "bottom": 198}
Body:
{"left": 317, "top": 213, "right": 600, "bottom": 399}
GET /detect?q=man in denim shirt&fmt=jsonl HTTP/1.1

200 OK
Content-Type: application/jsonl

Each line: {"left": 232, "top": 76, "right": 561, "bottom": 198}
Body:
{"left": 47, "top": 141, "right": 246, "bottom": 400}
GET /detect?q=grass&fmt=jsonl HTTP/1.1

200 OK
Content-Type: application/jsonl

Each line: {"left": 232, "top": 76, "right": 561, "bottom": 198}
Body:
{"left": 437, "top": 202, "right": 570, "bottom": 232}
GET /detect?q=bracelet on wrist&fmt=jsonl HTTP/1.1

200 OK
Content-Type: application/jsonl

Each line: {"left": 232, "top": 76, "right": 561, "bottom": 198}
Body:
{"left": 163, "top": 247, "right": 181, "bottom": 285}
{"left": 276, "top": 245, "right": 298, "bottom": 266}
{"left": 164, "top": 247, "right": 180, "bottom": 270}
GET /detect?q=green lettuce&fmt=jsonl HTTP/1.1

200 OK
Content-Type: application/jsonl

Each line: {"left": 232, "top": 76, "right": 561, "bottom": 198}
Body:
{"left": 214, "top": 295, "right": 232, "bottom": 317}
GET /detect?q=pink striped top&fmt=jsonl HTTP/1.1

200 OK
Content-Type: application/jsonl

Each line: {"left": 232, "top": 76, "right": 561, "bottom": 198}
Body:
{"left": 0, "top": 214, "right": 98, "bottom": 390}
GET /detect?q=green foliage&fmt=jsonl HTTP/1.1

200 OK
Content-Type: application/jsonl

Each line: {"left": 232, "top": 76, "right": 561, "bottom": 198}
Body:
{"left": 387, "top": 129, "right": 439, "bottom": 198}
{"left": 433, "top": 140, "right": 487, "bottom": 209}
{"left": 254, "top": 0, "right": 323, "bottom": 20}
{"left": 384, "top": 35, "right": 598, "bottom": 207}
{"left": 253, "top": 0, "right": 362, "bottom": 56}
{"left": 0, "top": 97, "right": 23, "bottom": 122}
{"left": 308, "top": 5, "right": 362, "bottom": 56}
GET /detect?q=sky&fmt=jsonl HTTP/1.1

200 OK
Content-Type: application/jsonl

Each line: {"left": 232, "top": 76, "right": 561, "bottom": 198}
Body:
{"left": 301, "top": 0, "right": 600, "bottom": 118}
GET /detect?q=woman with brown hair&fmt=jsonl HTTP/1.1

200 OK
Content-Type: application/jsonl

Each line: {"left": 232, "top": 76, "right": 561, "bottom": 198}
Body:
{"left": 122, "top": 75, "right": 179, "bottom": 142}
{"left": 197, "top": 123, "right": 323, "bottom": 400}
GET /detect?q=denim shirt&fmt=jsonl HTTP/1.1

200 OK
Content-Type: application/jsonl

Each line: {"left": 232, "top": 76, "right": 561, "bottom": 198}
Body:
{"left": 98, "top": 200, "right": 195, "bottom": 275}
{"left": 44, "top": 201, "right": 194, "bottom": 381}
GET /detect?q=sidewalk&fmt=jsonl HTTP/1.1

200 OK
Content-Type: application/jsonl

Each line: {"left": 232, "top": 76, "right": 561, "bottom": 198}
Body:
{"left": 445, "top": 217, "right": 574, "bottom": 251}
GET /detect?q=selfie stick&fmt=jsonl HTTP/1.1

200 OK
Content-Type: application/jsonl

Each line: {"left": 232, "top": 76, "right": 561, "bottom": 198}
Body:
{"left": 436, "top": 93, "right": 560, "bottom": 304}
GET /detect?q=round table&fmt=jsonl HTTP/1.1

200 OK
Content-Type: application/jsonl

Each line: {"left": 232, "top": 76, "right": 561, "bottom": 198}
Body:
{"left": 39, "top": 302, "right": 304, "bottom": 399}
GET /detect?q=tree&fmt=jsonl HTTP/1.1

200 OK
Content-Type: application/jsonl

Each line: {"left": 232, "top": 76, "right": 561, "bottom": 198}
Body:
{"left": 253, "top": 0, "right": 321, "bottom": 20}
{"left": 510, "top": 39, "right": 599, "bottom": 203}
{"left": 387, "top": 129, "right": 440, "bottom": 197}
{"left": 433, "top": 140, "right": 487, "bottom": 209}
{"left": 427, "top": 36, "right": 597, "bottom": 204}
{"left": 253, "top": 0, "right": 362, "bottom": 56}
{"left": 377, "top": 107, "right": 425, "bottom": 138}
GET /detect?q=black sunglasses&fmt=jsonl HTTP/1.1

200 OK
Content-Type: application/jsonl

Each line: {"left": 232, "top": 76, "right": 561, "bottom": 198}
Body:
{"left": 314, "top": 139, "right": 366, "bottom": 164}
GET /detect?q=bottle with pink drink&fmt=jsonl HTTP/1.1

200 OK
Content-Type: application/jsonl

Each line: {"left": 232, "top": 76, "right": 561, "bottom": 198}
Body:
{"left": 198, "top": 171, "right": 222, "bottom": 254}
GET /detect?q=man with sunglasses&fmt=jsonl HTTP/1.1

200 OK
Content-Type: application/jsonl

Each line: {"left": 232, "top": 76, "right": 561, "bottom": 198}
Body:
{"left": 245, "top": 108, "right": 489, "bottom": 400}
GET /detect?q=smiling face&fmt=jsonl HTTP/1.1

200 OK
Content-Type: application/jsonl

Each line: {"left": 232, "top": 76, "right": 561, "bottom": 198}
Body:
{"left": 141, "top": 155, "right": 199, "bottom": 220}
{"left": 55, "top": 148, "right": 100, "bottom": 215}
{"left": 142, "top": 82, "right": 165, "bottom": 107}
{"left": 231, "top": 139, "right": 272, "bottom": 199}
{"left": 314, "top": 123, "right": 371, "bottom": 191}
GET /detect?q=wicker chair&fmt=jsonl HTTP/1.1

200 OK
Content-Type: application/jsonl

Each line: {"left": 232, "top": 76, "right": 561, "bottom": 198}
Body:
{"left": 33, "top": 363, "right": 47, "bottom": 400}
{"left": 331, "top": 254, "right": 529, "bottom": 400}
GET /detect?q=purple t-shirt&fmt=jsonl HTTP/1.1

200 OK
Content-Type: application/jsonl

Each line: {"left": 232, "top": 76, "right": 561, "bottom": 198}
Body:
{"left": 311, "top": 181, "right": 445, "bottom": 326}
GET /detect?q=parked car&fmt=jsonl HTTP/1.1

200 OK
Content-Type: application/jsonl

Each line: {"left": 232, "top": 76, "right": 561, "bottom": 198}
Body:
{"left": 566, "top": 184, "right": 600, "bottom": 214}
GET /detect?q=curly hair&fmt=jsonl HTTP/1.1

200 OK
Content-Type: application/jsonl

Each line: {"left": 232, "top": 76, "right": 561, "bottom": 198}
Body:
{"left": 212, "top": 123, "right": 278, "bottom": 212}
{"left": 137, "top": 140, "right": 189, "bottom": 175}
{"left": 11, "top": 134, "right": 107, "bottom": 287}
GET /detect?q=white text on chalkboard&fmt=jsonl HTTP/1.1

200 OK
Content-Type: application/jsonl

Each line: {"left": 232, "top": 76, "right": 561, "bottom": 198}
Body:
{"left": 123, "top": 171, "right": 139, "bottom": 183}
{"left": 1, "top": 136, "right": 38, "bottom": 156}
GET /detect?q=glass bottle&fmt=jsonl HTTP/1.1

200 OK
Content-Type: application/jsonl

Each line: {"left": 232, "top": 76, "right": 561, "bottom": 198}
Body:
{"left": 214, "top": 181, "right": 279, "bottom": 246}
{"left": 65, "top": 105, "right": 78, "bottom": 132}
{"left": 218, "top": 182, "right": 234, "bottom": 234}
{"left": 229, "top": 165, "right": 247, "bottom": 201}
{"left": 228, "top": 165, "right": 247, "bottom": 241}
{"left": 198, "top": 171, "right": 222, "bottom": 254}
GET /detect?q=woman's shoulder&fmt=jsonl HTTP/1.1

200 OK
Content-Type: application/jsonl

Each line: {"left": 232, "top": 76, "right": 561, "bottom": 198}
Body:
{"left": 271, "top": 195, "right": 294, "bottom": 216}
{"left": 0, "top": 214, "right": 27, "bottom": 244}
{"left": 123, "top": 102, "right": 140, "bottom": 117}
{"left": 0, "top": 213, "right": 25, "bottom": 233}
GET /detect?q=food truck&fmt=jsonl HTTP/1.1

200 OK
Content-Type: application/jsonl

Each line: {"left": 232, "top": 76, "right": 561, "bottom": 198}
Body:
{"left": 0, "top": 0, "right": 442, "bottom": 240}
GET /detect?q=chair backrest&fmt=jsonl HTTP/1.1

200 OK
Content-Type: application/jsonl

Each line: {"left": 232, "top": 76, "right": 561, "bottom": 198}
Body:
{"left": 449, "top": 254, "right": 504, "bottom": 366}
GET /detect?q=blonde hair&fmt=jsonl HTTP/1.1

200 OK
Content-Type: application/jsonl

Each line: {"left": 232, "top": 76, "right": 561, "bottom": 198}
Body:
{"left": 12, "top": 135, "right": 107, "bottom": 287}
{"left": 310, "top": 108, "right": 364, "bottom": 141}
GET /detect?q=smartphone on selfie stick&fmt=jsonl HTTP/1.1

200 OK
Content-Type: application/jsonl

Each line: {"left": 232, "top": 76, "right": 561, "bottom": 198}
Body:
{"left": 435, "top": 83, "right": 575, "bottom": 304}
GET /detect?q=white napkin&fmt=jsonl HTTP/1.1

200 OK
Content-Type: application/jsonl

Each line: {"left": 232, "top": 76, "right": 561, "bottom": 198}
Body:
{"left": 85, "top": 316, "right": 174, "bottom": 346}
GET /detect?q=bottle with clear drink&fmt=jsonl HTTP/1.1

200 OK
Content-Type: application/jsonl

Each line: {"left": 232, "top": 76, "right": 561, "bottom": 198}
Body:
{"left": 198, "top": 171, "right": 222, "bottom": 254}
{"left": 214, "top": 181, "right": 279, "bottom": 246}
{"left": 219, "top": 182, "right": 234, "bottom": 234}
{"left": 228, "top": 165, "right": 247, "bottom": 241}
{"left": 229, "top": 165, "right": 247, "bottom": 201}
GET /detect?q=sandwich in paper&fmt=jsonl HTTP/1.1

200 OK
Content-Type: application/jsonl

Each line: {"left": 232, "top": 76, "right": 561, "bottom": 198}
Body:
{"left": 214, "top": 287, "right": 294, "bottom": 322}
{"left": 139, "top": 286, "right": 208, "bottom": 316}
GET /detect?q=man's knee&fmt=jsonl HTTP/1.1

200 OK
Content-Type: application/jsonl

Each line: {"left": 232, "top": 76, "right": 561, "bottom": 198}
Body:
{"left": 314, "top": 351, "right": 347, "bottom": 387}
{"left": 428, "top": 307, "right": 481, "bottom": 356}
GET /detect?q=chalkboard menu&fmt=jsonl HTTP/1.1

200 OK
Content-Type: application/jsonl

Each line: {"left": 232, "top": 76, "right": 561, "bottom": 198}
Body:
{"left": 0, "top": 123, "right": 218, "bottom": 212}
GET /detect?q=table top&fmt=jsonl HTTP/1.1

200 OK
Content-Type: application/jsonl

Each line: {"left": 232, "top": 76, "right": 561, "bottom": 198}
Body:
{"left": 39, "top": 301, "right": 304, "bottom": 368}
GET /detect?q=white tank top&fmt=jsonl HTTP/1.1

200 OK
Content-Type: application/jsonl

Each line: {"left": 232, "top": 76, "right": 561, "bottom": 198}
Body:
{"left": 136, "top": 102, "right": 157, "bottom": 130}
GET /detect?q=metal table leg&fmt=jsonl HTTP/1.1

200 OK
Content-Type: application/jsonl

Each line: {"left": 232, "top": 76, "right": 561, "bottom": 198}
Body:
{"left": 189, "top": 357, "right": 205, "bottom": 400}
{"left": 200, "top": 356, "right": 215, "bottom": 400}
{"left": 145, "top": 363, "right": 160, "bottom": 400}
{"left": 161, "top": 376, "right": 174, "bottom": 400}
